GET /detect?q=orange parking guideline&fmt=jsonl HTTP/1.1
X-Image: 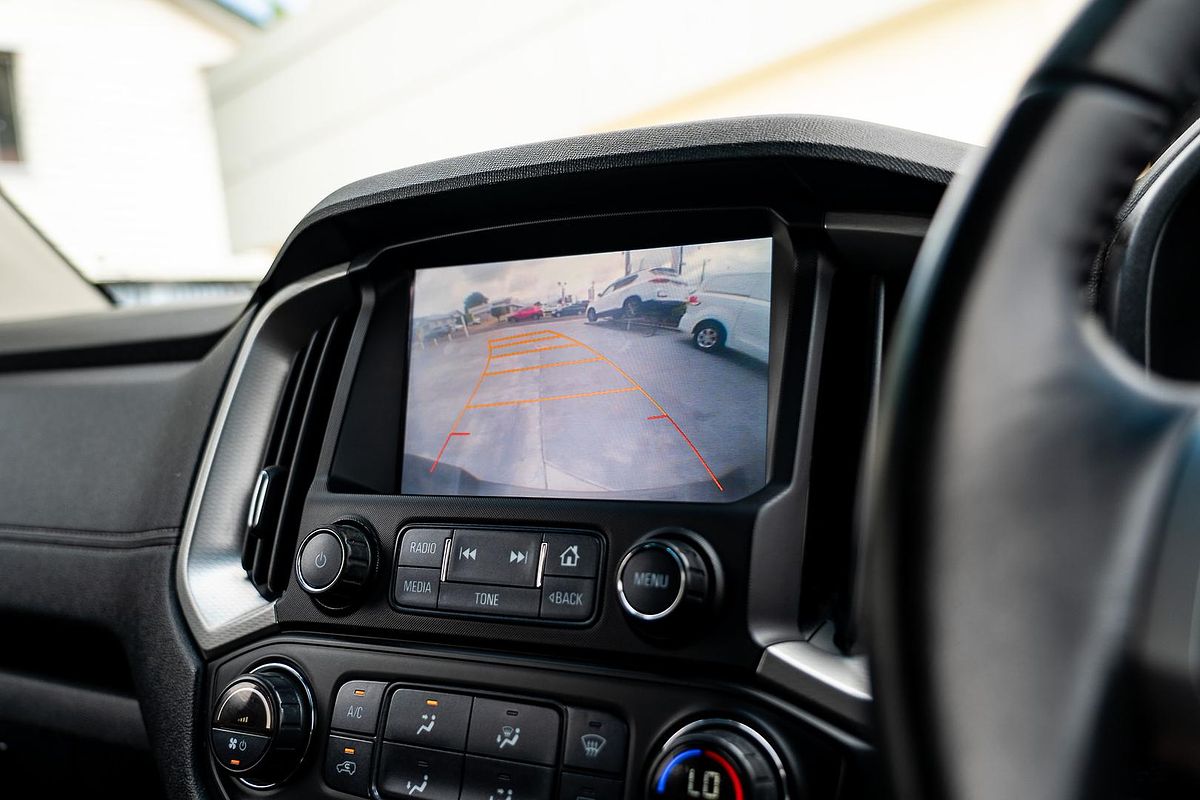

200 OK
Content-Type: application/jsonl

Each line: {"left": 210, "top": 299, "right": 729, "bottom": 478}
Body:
{"left": 466, "top": 386, "right": 637, "bottom": 410}
{"left": 483, "top": 357, "right": 602, "bottom": 377}
{"left": 486, "top": 328, "right": 555, "bottom": 343}
{"left": 429, "top": 347, "right": 494, "bottom": 473}
{"left": 490, "top": 334, "right": 559, "bottom": 349}
{"left": 547, "top": 329, "right": 724, "bottom": 491}
{"left": 490, "top": 343, "right": 579, "bottom": 359}
{"left": 431, "top": 327, "right": 725, "bottom": 492}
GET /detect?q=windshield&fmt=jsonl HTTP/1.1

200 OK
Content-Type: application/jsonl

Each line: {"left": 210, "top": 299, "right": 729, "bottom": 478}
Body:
{"left": 0, "top": 0, "right": 1086, "bottom": 321}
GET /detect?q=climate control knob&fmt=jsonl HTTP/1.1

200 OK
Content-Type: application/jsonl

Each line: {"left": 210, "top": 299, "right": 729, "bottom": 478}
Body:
{"left": 617, "top": 535, "right": 713, "bottom": 626}
{"left": 647, "top": 721, "right": 787, "bottom": 800}
{"left": 295, "top": 519, "right": 378, "bottom": 610}
{"left": 210, "top": 665, "right": 314, "bottom": 787}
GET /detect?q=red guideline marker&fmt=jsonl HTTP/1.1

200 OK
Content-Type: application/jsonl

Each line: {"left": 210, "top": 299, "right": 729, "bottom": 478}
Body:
{"left": 430, "top": 432, "right": 471, "bottom": 473}
{"left": 646, "top": 414, "right": 668, "bottom": 420}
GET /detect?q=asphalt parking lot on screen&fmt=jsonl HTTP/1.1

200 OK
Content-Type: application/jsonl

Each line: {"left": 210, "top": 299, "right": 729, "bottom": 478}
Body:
{"left": 403, "top": 317, "right": 769, "bottom": 501}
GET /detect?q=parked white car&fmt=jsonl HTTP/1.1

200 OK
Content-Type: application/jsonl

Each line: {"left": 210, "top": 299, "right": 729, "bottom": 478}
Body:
{"left": 586, "top": 266, "right": 689, "bottom": 322}
{"left": 677, "top": 271, "right": 770, "bottom": 361}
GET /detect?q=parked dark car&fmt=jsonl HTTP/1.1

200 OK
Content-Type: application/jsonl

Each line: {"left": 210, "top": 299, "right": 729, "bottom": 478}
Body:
{"left": 551, "top": 300, "right": 588, "bottom": 317}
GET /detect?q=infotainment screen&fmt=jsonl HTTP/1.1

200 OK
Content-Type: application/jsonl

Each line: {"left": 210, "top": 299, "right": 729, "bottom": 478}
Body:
{"left": 401, "top": 237, "right": 773, "bottom": 502}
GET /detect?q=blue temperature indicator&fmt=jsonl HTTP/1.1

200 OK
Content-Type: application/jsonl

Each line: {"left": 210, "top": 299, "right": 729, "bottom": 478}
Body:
{"left": 656, "top": 748, "right": 703, "bottom": 793}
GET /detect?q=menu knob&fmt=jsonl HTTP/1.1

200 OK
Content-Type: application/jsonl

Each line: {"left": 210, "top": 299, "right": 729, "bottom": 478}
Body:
{"left": 617, "top": 535, "right": 712, "bottom": 625}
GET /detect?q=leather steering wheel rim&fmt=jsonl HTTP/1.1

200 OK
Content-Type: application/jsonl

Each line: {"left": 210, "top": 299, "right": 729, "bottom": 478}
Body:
{"left": 866, "top": 2, "right": 1200, "bottom": 799}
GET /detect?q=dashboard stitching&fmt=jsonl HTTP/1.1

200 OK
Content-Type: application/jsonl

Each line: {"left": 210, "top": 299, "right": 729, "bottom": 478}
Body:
{"left": 0, "top": 526, "right": 179, "bottom": 549}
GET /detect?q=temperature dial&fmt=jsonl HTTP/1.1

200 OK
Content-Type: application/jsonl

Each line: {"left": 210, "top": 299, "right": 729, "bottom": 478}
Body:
{"left": 648, "top": 721, "right": 787, "bottom": 800}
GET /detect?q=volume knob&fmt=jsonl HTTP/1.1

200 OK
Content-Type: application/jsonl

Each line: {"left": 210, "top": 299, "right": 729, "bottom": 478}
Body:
{"left": 295, "top": 520, "right": 378, "bottom": 610}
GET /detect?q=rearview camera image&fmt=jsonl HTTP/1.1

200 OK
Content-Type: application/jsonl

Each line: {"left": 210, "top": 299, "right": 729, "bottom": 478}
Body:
{"left": 401, "top": 238, "right": 772, "bottom": 502}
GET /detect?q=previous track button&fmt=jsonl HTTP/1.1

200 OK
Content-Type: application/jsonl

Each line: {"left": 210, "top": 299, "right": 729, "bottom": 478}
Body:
{"left": 445, "top": 529, "right": 541, "bottom": 587}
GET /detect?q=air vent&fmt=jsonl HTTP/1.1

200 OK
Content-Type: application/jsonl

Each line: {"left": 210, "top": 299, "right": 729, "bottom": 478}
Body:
{"left": 241, "top": 314, "right": 351, "bottom": 599}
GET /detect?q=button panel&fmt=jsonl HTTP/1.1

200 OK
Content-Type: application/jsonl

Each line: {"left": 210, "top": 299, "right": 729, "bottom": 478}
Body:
{"left": 321, "top": 678, "right": 627, "bottom": 800}
{"left": 392, "top": 527, "right": 603, "bottom": 624}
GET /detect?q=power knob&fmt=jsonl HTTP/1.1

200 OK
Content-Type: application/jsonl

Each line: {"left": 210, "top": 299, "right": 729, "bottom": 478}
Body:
{"left": 210, "top": 664, "right": 314, "bottom": 787}
{"left": 295, "top": 519, "right": 378, "bottom": 610}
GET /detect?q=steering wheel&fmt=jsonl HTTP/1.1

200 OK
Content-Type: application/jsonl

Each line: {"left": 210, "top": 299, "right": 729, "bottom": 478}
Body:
{"left": 866, "top": 2, "right": 1200, "bottom": 798}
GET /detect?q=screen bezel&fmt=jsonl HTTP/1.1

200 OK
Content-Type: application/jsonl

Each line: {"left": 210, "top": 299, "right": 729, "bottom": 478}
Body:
{"left": 330, "top": 207, "right": 809, "bottom": 505}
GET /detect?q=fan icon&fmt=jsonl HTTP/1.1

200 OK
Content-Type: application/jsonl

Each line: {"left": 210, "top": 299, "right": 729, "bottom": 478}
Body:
{"left": 580, "top": 733, "right": 607, "bottom": 758}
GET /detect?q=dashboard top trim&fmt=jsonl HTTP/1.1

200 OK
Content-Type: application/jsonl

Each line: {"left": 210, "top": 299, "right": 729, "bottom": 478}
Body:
{"left": 258, "top": 115, "right": 973, "bottom": 298}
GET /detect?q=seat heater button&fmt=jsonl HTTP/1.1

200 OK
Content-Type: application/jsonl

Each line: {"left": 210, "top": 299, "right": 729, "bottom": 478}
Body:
{"left": 377, "top": 743, "right": 464, "bottom": 800}
{"left": 461, "top": 756, "right": 554, "bottom": 800}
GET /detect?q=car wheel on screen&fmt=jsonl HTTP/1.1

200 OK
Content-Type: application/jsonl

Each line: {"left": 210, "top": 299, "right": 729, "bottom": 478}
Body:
{"left": 693, "top": 322, "right": 725, "bottom": 352}
{"left": 622, "top": 297, "right": 640, "bottom": 319}
{"left": 586, "top": 308, "right": 597, "bottom": 323}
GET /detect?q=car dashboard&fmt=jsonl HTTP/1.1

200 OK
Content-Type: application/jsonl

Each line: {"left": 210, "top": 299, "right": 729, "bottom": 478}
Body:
{"left": 0, "top": 115, "right": 970, "bottom": 800}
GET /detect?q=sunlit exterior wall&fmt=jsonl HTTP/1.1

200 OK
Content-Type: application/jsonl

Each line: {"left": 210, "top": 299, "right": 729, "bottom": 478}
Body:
{"left": 208, "top": 0, "right": 1085, "bottom": 258}
{"left": 0, "top": 0, "right": 246, "bottom": 282}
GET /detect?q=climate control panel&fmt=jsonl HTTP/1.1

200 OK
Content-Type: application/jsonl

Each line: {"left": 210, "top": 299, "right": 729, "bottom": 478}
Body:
{"left": 207, "top": 642, "right": 854, "bottom": 800}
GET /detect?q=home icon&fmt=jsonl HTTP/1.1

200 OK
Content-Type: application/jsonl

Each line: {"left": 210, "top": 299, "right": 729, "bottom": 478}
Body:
{"left": 559, "top": 544, "right": 580, "bottom": 568}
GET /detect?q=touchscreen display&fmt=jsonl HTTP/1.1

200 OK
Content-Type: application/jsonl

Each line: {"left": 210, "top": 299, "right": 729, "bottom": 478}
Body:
{"left": 401, "top": 237, "right": 772, "bottom": 502}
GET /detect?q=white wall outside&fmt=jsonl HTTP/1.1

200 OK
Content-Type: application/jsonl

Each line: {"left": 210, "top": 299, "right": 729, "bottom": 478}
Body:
{"left": 0, "top": 0, "right": 254, "bottom": 283}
